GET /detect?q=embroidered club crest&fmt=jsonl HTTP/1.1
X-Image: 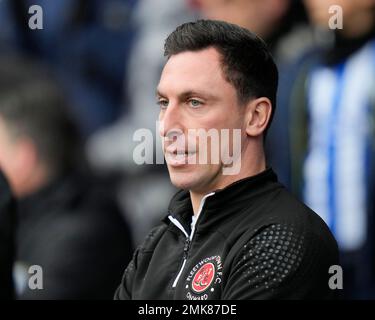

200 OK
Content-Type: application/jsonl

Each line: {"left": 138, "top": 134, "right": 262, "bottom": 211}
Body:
{"left": 192, "top": 262, "right": 215, "bottom": 293}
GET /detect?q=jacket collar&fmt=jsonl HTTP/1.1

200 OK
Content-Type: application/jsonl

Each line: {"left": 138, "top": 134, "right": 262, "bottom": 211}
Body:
{"left": 164, "top": 167, "right": 279, "bottom": 235}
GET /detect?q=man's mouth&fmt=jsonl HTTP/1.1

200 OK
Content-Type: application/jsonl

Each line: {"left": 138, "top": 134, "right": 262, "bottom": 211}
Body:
{"left": 174, "top": 150, "right": 196, "bottom": 156}
{"left": 165, "top": 149, "right": 197, "bottom": 166}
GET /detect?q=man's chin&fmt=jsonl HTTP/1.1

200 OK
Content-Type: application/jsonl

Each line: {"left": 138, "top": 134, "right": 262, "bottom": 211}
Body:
{"left": 169, "top": 176, "right": 193, "bottom": 190}
{"left": 168, "top": 170, "right": 198, "bottom": 190}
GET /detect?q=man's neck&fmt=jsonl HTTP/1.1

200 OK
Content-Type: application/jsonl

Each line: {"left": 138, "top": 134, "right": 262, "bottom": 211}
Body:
{"left": 190, "top": 154, "right": 266, "bottom": 216}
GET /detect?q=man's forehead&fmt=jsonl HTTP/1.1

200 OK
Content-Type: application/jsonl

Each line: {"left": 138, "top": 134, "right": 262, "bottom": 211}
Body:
{"left": 161, "top": 48, "right": 223, "bottom": 78}
{"left": 157, "top": 48, "right": 229, "bottom": 96}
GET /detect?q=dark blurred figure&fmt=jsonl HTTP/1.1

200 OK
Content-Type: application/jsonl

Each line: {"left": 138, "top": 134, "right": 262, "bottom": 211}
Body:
{"left": 0, "top": 56, "right": 133, "bottom": 299}
{"left": 0, "top": 172, "right": 15, "bottom": 299}
{"left": 193, "top": 0, "right": 313, "bottom": 63}
{"left": 0, "top": 0, "right": 137, "bottom": 136}
{"left": 267, "top": 0, "right": 375, "bottom": 298}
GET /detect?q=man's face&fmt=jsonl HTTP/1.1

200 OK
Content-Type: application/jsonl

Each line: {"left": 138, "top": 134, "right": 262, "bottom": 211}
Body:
{"left": 157, "top": 47, "right": 246, "bottom": 194}
{"left": 0, "top": 117, "right": 21, "bottom": 192}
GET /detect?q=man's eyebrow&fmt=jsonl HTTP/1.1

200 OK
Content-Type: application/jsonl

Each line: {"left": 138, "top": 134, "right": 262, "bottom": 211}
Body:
{"left": 156, "top": 89, "right": 165, "bottom": 97}
{"left": 156, "top": 89, "right": 216, "bottom": 100}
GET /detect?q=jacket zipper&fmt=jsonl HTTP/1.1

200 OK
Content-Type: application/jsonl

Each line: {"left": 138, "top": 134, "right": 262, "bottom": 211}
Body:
{"left": 171, "top": 237, "right": 190, "bottom": 288}
{"left": 168, "top": 192, "right": 215, "bottom": 288}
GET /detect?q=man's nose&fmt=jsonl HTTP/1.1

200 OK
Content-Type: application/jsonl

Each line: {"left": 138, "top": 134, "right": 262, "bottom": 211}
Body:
{"left": 159, "top": 103, "right": 183, "bottom": 139}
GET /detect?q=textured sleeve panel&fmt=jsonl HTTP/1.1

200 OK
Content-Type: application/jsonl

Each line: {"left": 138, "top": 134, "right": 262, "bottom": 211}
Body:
{"left": 222, "top": 223, "right": 309, "bottom": 299}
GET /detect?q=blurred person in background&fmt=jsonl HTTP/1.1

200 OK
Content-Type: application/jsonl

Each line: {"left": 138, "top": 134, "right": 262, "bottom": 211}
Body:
{"left": 267, "top": 0, "right": 375, "bottom": 298}
{"left": 0, "top": 172, "right": 15, "bottom": 300}
{"left": 192, "top": 0, "right": 313, "bottom": 64}
{"left": 0, "top": 56, "right": 133, "bottom": 299}
{"left": 0, "top": 0, "right": 137, "bottom": 137}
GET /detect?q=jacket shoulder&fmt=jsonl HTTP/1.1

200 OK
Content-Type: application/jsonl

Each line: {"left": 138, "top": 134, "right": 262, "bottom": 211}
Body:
{"left": 222, "top": 189, "right": 339, "bottom": 299}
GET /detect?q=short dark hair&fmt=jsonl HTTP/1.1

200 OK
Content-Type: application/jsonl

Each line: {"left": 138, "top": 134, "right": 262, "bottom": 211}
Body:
{"left": 0, "top": 56, "right": 81, "bottom": 175}
{"left": 164, "top": 19, "right": 278, "bottom": 134}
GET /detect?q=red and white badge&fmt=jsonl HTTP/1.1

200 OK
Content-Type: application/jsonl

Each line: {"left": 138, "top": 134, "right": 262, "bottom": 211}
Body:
{"left": 185, "top": 255, "right": 223, "bottom": 299}
{"left": 192, "top": 262, "right": 215, "bottom": 293}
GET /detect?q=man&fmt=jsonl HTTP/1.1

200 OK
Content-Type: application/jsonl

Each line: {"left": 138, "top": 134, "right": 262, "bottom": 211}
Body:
{"left": 0, "top": 56, "right": 133, "bottom": 299}
{"left": 115, "top": 20, "right": 338, "bottom": 300}
{"left": 0, "top": 171, "right": 15, "bottom": 299}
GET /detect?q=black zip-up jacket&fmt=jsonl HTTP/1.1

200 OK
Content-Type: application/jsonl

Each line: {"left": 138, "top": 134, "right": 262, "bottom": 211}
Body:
{"left": 115, "top": 168, "right": 339, "bottom": 300}
{"left": 0, "top": 171, "right": 15, "bottom": 300}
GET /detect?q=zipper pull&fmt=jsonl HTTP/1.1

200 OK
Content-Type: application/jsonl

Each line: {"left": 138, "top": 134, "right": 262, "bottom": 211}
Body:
{"left": 183, "top": 238, "right": 190, "bottom": 259}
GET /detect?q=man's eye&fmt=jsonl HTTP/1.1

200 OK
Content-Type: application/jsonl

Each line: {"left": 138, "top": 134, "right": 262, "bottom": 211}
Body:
{"left": 157, "top": 100, "right": 169, "bottom": 109}
{"left": 189, "top": 99, "right": 202, "bottom": 108}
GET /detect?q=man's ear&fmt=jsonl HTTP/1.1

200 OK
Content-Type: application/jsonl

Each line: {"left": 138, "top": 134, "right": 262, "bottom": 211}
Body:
{"left": 244, "top": 97, "right": 272, "bottom": 137}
